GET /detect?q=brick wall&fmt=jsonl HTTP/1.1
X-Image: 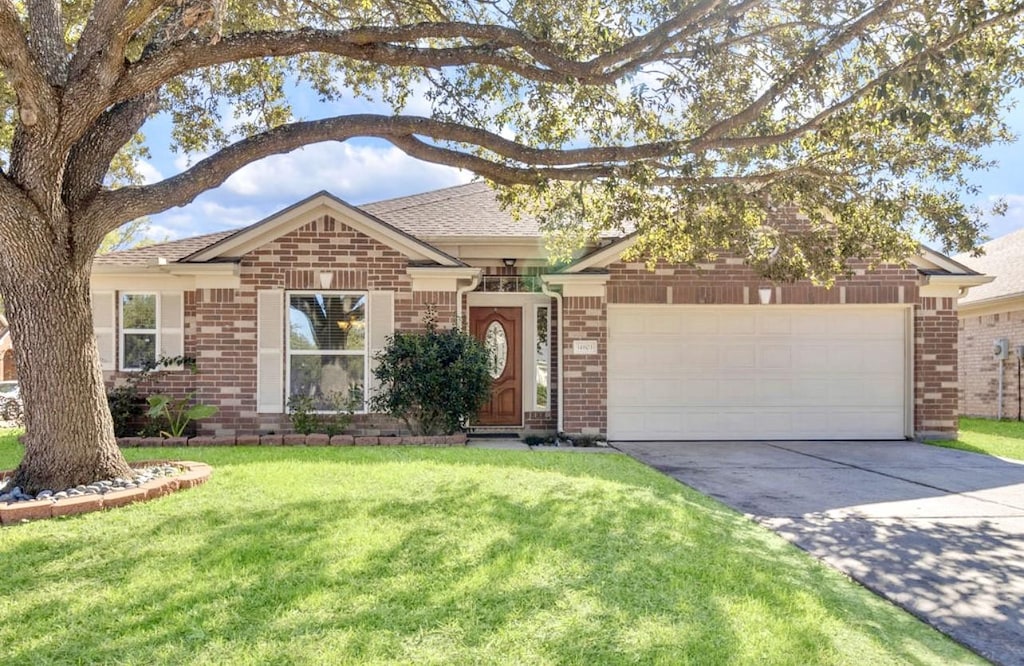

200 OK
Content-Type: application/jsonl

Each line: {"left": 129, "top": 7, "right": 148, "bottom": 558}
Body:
{"left": 915, "top": 297, "right": 959, "bottom": 438}
{"left": 561, "top": 296, "right": 606, "bottom": 435}
{"left": 959, "top": 308, "right": 1024, "bottom": 420}
{"left": 607, "top": 259, "right": 918, "bottom": 306}
{"left": 107, "top": 213, "right": 455, "bottom": 436}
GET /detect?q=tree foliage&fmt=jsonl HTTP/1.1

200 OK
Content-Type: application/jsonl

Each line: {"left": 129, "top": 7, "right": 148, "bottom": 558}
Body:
{"left": 97, "top": 216, "right": 158, "bottom": 254}
{"left": 1, "top": 1, "right": 1022, "bottom": 278}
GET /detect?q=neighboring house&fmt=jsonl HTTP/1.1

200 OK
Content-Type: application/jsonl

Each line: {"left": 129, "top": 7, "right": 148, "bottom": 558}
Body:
{"left": 0, "top": 315, "right": 15, "bottom": 382}
{"left": 955, "top": 226, "right": 1024, "bottom": 420}
{"left": 91, "top": 182, "right": 988, "bottom": 441}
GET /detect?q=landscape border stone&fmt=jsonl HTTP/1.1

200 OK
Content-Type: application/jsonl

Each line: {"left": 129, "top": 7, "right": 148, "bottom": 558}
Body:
{"left": 0, "top": 461, "right": 213, "bottom": 526}
{"left": 114, "top": 434, "right": 474, "bottom": 447}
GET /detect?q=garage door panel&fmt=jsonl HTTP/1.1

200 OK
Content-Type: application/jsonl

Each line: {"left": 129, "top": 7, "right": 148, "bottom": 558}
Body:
{"left": 721, "top": 345, "right": 757, "bottom": 369}
{"left": 648, "top": 312, "right": 686, "bottom": 334}
{"left": 759, "top": 345, "right": 793, "bottom": 369}
{"left": 791, "top": 314, "right": 830, "bottom": 336}
{"left": 684, "top": 315, "right": 719, "bottom": 335}
{"left": 759, "top": 313, "right": 793, "bottom": 335}
{"left": 679, "top": 344, "right": 722, "bottom": 368}
{"left": 718, "top": 312, "right": 757, "bottom": 335}
{"left": 607, "top": 306, "right": 908, "bottom": 440}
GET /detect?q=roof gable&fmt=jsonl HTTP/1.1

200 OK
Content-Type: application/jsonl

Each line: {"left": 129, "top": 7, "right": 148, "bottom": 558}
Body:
{"left": 185, "top": 191, "right": 464, "bottom": 266}
{"left": 562, "top": 234, "right": 984, "bottom": 283}
{"left": 954, "top": 226, "right": 1024, "bottom": 306}
{"left": 361, "top": 182, "right": 542, "bottom": 239}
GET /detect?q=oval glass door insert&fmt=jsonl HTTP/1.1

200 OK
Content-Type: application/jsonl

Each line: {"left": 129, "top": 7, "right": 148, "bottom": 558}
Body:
{"left": 484, "top": 321, "right": 508, "bottom": 379}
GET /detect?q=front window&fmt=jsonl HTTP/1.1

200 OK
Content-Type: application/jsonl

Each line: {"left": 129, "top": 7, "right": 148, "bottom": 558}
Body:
{"left": 121, "top": 293, "right": 157, "bottom": 370}
{"left": 287, "top": 292, "right": 366, "bottom": 411}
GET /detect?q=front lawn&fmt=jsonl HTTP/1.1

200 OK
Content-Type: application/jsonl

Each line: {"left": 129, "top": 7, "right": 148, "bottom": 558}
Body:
{"left": 928, "top": 417, "right": 1024, "bottom": 461}
{"left": 0, "top": 434, "right": 981, "bottom": 664}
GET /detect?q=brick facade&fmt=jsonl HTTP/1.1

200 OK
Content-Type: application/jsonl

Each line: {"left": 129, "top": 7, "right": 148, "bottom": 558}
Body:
{"left": 959, "top": 308, "right": 1024, "bottom": 420}
{"left": 561, "top": 296, "right": 606, "bottom": 435}
{"left": 101, "top": 209, "right": 964, "bottom": 441}
{"left": 915, "top": 297, "right": 959, "bottom": 437}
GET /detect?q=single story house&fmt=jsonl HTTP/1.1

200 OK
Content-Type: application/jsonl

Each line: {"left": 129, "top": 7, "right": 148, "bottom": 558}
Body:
{"left": 956, "top": 226, "right": 1024, "bottom": 420}
{"left": 91, "top": 182, "right": 989, "bottom": 441}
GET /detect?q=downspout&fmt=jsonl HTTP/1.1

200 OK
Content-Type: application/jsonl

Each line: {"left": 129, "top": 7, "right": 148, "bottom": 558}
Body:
{"left": 998, "top": 357, "right": 1005, "bottom": 421}
{"left": 540, "top": 277, "right": 564, "bottom": 434}
{"left": 455, "top": 271, "right": 481, "bottom": 330}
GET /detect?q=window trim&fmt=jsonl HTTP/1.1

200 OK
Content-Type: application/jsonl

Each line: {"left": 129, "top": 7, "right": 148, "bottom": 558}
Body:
{"left": 285, "top": 290, "right": 369, "bottom": 413}
{"left": 119, "top": 292, "right": 159, "bottom": 371}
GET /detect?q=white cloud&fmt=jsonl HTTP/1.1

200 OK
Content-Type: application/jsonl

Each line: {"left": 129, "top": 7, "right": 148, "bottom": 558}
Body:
{"left": 147, "top": 140, "right": 473, "bottom": 239}
{"left": 136, "top": 160, "right": 164, "bottom": 185}
{"left": 982, "top": 193, "right": 1024, "bottom": 240}
{"left": 222, "top": 141, "right": 472, "bottom": 202}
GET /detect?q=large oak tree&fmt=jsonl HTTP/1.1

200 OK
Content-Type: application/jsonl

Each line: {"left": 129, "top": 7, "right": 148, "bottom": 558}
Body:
{"left": 1, "top": 0, "right": 1022, "bottom": 492}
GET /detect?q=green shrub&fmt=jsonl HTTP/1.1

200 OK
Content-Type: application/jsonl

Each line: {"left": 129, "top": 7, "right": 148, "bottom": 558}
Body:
{"left": 108, "top": 355, "right": 196, "bottom": 437}
{"left": 371, "top": 320, "right": 491, "bottom": 436}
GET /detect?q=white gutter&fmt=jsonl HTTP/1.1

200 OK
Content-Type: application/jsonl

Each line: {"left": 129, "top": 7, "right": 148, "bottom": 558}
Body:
{"left": 540, "top": 277, "right": 564, "bottom": 434}
{"left": 455, "top": 272, "right": 481, "bottom": 329}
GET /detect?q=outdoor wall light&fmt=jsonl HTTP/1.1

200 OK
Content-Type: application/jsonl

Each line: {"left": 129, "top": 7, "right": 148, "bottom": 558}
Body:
{"left": 502, "top": 258, "right": 517, "bottom": 268}
{"left": 758, "top": 286, "right": 773, "bottom": 305}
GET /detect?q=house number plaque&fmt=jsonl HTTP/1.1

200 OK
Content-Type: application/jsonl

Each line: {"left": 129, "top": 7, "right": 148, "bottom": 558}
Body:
{"left": 572, "top": 340, "right": 598, "bottom": 355}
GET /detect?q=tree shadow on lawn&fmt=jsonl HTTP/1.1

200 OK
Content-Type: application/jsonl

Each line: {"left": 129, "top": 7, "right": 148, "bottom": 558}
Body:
{"left": 768, "top": 514, "right": 1024, "bottom": 666}
{"left": 2, "top": 465, "right": 970, "bottom": 665}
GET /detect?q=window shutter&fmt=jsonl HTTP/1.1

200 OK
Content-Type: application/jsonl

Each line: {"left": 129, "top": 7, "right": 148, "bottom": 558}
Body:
{"left": 158, "top": 291, "right": 185, "bottom": 362}
{"left": 367, "top": 291, "right": 395, "bottom": 406}
{"left": 91, "top": 291, "right": 116, "bottom": 371}
{"left": 257, "top": 289, "right": 285, "bottom": 413}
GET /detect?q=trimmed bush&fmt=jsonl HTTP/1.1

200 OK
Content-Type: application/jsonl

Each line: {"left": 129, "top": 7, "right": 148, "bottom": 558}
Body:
{"left": 371, "top": 319, "right": 491, "bottom": 436}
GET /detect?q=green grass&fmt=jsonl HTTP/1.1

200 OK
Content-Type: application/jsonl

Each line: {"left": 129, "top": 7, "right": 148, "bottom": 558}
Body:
{"left": 0, "top": 433, "right": 981, "bottom": 665}
{"left": 928, "top": 417, "right": 1024, "bottom": 461}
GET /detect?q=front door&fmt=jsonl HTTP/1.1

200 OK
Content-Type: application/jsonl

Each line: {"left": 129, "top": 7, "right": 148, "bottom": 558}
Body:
{"left": 470, "top": 306, "right": 522, "bottom": 426}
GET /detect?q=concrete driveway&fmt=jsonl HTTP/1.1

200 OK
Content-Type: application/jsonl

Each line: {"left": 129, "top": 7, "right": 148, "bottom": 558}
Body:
{"left": 614, "top": 439, "right": 1024, "bottom": 666}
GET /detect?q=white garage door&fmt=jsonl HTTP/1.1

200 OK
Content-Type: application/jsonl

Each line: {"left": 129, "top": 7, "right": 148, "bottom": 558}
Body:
{"left": 607, "top": 306, "right": 909, "bottom": 440}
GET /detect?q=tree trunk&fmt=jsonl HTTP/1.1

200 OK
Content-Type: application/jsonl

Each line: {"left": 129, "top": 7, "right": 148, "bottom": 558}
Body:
{"left": 4, "top": 245, "right": 132, "bottom": 494}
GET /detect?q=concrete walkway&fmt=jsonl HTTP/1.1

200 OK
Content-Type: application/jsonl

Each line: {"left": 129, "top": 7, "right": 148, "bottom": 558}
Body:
{"left": 614, "top": 439, "right": 1024, "bottom": 666}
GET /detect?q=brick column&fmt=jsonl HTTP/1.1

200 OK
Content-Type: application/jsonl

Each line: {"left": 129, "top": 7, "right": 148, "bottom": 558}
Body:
{"left": 561, "top": 296, "right": 607, "bottom": 436}
{"left": 915, "top": 296, "right": 959, "bottom": 439}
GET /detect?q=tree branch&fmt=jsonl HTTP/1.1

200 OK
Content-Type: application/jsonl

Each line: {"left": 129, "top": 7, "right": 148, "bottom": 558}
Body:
{"left": 711, "top": 8, "right": 1024, "bottom": 152}
{"left": 69, "top": 0, "right": 131, "bottom": 79}
{"left": 83, "top": 112, "right": 696, "bottom": 227}
{"left": 64, "top": 92, "right": 160, "bottom": 210}
{"left": 26, "top": 0, "right": 66, "bottom": 84}
{"left": 700, "top": 0, "right": 903, "bottom": 146}
{"left": 114, "top": 8, "right": 761, "bottom": 105}
{"left": 0, "top": 1, "right": 51, "bottom": 117}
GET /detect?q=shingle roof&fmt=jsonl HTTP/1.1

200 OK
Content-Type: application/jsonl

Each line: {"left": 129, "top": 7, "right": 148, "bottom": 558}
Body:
{"left": 92, "top": 230, "right": 238, "bottom": 266}
{"left": 361, "top": 182, "right": 541, "bottom": 238}
{"left": 954, "top": 225, "right": 1024, "bottom": 305}
{"left": 95, "top": 183, "right": 540, "bottom": 267}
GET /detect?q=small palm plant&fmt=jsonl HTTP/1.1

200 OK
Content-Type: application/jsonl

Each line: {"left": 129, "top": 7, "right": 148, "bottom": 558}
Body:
{"left": 146, "top": 393, "right": 218, "bottom": 438}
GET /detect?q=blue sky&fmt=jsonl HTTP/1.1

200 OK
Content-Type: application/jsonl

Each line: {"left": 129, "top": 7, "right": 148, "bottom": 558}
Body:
{"left": 139, "top": 93, "right": 1024, "bottom": 247}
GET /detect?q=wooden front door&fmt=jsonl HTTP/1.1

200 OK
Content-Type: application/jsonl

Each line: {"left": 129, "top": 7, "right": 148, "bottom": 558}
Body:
{"left": 470, "top": 306, "right": 522, "bottom": 426}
